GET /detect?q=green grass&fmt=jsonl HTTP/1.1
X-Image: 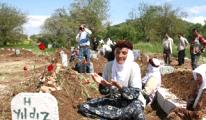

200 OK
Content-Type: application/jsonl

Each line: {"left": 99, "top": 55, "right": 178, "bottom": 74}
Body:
{"left": 134, "top": 42, "right": 162, "bottom": 54}
{"left": 1, "top": 42, "right": 205, "bottom": 58}
{"left": 133, "top": 42, "right": 198, "bottom": 58}
{"left": 0, "top": 44, "right": 55, "bottom": 55}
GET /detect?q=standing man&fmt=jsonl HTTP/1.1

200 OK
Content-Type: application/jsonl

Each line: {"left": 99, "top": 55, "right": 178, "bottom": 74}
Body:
{"left": 190, "top": 28, "right": 206, "bottom": 70}
{"left": 76, "top": 24, "right": 92, "bottom": 73}
{"left": 92, "top": 36, "right": 99, "bottom": 51}
{"left": 177, "top": 33, "right": 189, "bottom": 66}
{"left": 163, "top": 33, "right": 173, "bottom": 65}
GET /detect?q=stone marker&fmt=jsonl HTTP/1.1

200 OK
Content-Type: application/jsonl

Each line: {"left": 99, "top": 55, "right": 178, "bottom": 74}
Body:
{"left": 159, "top": 65, "right": 174, "bottom": 75}
{"left": 15, "top": 49, "right": 20, "bottom": 56}
{"left": 48, "top": 44, "right": 52, "bottom": 49}
{"left": 11, "top": 93, "right": 59, "bottom": 120}
{"left": 60, "top": 50, "right": 68, "bottom": 67}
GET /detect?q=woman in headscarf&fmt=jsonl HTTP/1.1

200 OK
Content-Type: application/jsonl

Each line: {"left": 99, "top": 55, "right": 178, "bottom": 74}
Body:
{"left": 167, "top": 64, "right": 206, "bottom": 120}
{"left": 142, "top": 58, "right": 161, "bottom": 105}
{"left": 189, "top": 64, "right": 206, "bottom": 111}
{"left": 79, "top": 40, "right": 145, "bottom": 120}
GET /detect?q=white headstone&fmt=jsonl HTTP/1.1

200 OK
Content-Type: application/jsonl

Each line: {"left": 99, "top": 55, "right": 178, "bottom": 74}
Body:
{"left": 70, "top": 47, "right": 74, "bottom": 52}
{"left": 48, "top": 44, "right": 52, "bottom": 49}
{"left": 61, "top": 53, "right": 68, "bottom": 67}
{"left": 60, "top": 50, "right": 68, "bottom": 67}
{"left": 159, "top": 65, "right": 174, "bottom": 75}
{"left": 15, "top": 49, "right": 20, "bottom": 56}
{"left": 11, "top": 93, "right": 59, "bottom": 120}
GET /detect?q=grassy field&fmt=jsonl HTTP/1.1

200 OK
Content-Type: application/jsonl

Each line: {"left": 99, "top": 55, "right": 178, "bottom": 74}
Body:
{"left": 0, "top": 44, "right": 55, "bottom": 55}
{"left": 1, "top": 42, "right": 206, "bottom": 58}
{"left": 134, "top": 42, "right": 206, "bottom": 58}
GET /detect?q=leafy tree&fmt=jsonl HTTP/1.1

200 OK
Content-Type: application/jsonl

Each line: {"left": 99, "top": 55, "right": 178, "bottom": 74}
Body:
{"left": 0, "top": 3, "right": 26, "bottom": 45}
{"left": 42, "top": 8, "right": 73, "bottom": 48}
{"left": 127, "top": 3, "right": 189, "bottom": 43}
{"left": 42, "top": 0, "right": 109, "bottom": 48}
{"left": 105, "top": 23, "right": 138, "bottom": 43}
{"left": 69, "top": 0, "right": 109, "bottom": 34}
{"left": 156, "top": 4, "right": 187, "bottom": 40}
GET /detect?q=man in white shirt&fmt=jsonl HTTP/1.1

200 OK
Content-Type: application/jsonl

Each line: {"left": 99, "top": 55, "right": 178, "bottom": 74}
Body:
{"left": 106, "top": 38, "right": 113, "bottom": 46}
{"left": 76, "top": 24, "right": 92, "bottom": 73}
{"left": 163, "top": 33, "right": 173, "bottom": 65}
{"left": 177, "top": 33, "right": 189, "bottom": 66}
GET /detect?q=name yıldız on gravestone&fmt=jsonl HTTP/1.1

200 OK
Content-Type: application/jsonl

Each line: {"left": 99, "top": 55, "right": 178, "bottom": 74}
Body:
{"left": 11, "top": 93, "right": 59, "bottom": 120}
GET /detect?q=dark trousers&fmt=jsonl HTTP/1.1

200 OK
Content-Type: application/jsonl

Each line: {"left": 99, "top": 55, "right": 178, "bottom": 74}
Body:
{"left": 163, "top": 48, "right": 171, "bottom": 65}
{"left": 77, "top": 47, "right": 91, "bottom": 73}
{"left": 191, "top": 53, "right": 200, "bottom": 70}
{"left": 178, "top": 49, "right": 185, "bottom": 65}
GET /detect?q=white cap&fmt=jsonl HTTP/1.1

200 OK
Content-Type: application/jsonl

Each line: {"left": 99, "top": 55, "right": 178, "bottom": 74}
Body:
{"left": 149, "top": 58, "right": 160, "bottom": 67}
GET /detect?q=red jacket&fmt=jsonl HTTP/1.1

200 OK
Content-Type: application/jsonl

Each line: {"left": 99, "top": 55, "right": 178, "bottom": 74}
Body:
{"left": 197, "top": 35, "right": 206, "bottom": 47}
{"left": 190, "top": 34, "right": 206, "bottom": 53}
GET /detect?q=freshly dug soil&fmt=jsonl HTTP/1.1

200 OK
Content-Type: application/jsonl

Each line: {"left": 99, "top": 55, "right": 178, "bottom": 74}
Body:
{"left": 1, "top": 49, "right": 205, "bottom": 120}
{"left": 162, "top": 71, "right": 206, "bottom": 119}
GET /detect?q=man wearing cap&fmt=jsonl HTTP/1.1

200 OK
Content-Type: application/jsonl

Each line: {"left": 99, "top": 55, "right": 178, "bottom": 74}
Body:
{"left": 142, "top": 58, "right": 161, "bottom": 105}
{"left": 76, "top": 24, "right": 92, "bottom": 73}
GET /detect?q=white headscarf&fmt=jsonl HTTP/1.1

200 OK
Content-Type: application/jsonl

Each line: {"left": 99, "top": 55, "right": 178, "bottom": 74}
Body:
{"left": 192, "top": 64, "right": 206, "bottom": 108}
{"left": 142, "top": 58, "right": 161, "bottom": 87}
{"left": 112, "top": 49, "right": 134, "bottom": 86}
{"left": 193, "top": 64, "right": 206, "bottom": 90}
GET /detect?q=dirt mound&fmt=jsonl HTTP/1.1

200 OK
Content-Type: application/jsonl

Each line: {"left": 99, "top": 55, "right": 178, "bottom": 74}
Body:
{"left": 92, "top": 55, "right": 107, "bottom": 74}
{"left": 162, "top": 71, "right": 196, "bottom": 100}
{"left": 52, "top": 69, "right": 99, "bottom": 120}
{"left": 11, "top": 49, "right": 36, "bottom": 58}
{"left": 162, "top": 70, "right": 206, "bottom": 119}
{"left": 0, "top": 48, "right": 36, "bottom": 58}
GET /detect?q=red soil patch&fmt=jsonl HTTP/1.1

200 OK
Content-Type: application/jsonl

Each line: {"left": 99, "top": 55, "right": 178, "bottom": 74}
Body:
{"left": 162, "top": 71, "right": 206, "bottom": 119}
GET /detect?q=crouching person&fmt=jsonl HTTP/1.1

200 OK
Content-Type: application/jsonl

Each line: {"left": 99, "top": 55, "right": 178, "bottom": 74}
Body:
{"left": 167, "top": 64, "right": 206, "bottom": 120}
{"left": 78, "top": 40, "right": 145, "bottom": 120}
{"left": 142, "top": 58, "right": 161, "bottom": 105}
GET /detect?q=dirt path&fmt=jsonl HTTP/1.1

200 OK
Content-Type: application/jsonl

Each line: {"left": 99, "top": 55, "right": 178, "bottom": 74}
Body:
{"left": 0, "top": 49, "right": 49, "bottom": 97}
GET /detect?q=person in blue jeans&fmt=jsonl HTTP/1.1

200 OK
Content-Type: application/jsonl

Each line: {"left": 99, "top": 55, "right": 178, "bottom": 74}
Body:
{"left": 76, "top": 24, "right": 92, "bottom": 73}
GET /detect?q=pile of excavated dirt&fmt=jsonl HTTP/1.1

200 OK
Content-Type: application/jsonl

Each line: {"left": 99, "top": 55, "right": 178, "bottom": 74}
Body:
{"left": 162, "top": 71, "right": 206, "bottom": 119}
{"left": 50, "top": 69, "right": 100, "bottom": 120}
{"left": 162, "top": 71, "right": 196, "bottom": 101}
